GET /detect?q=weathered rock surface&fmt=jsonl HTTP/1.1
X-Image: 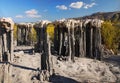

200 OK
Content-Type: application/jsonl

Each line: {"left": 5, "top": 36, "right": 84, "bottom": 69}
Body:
{"left": 51, "top": 57, "right": 117, "bottom": 83}
{"left": 4, "top": 48, "right": 118, "bottom": 83}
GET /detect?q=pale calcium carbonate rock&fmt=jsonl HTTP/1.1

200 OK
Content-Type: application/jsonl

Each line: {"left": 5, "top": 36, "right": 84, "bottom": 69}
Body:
{"left": 53, "top": 57, "right": 117, "bottom": 82}
{"left": 0, "top": 17, "right": 14, "bottom": 29}
{"left": 14, "top": 51, "right": 24, "bottom": 58}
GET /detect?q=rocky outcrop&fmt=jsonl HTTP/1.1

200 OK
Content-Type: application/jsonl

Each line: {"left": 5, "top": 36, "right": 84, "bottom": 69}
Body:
{"left": 0, "top": 17, "right": 14, "bottom": 62}
{"left": 17, "top": 23, "right": 34, "bottom": 46}
{"left": 52, "top": 19, "right": 103, "bottom": 61}
{"left": 0, "top": 17, "right": 14, "bottom": 83}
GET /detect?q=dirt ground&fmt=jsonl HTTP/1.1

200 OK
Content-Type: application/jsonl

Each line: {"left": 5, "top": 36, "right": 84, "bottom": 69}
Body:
{"left": 0, "top": 46, "right": 120, "bottom": 83}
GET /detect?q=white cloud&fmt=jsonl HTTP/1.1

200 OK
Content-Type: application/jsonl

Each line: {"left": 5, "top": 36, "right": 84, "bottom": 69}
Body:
{"left": 26, "top": 14, "right": 41, "bottom": 18}
{"left": 56, "top": 5, "right": 68, "bottom": 10}
{"left": 25, "top": 9, "right": 41, "bottom": 18}
{"left": 84, "top": 3, "right": 96, "bottom": 9}
{"left": 69, "top": 1, "right": 83, "bottom": 9}
{"left": 25, "top": 9, "right": 38, "bottom": 15}
{"left": 15, "top": 15, "right": 24, "bottom": 18}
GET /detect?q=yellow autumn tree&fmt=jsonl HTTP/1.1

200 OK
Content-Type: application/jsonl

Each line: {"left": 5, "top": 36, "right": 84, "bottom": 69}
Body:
{"left": 101, "top": 21, "right": 118, "bottom": 53}
{"left": 13, "top": 24, "right": 18, "bottom": 40}
{"left": 46, "top": 23, "right": 55, "bottom": 41}
{"left": 29, "top": 27, "right": 37, "bottom": 43}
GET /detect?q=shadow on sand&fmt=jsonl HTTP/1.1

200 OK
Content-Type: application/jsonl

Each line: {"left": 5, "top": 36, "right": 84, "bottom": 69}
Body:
{"left": 103, "top": 56, "right": 120, "bottom": 65}
{"left": 11, "top": 63, "right": 37, "bottom": 71}
{"left": 49, "top": 74, "right": 79, "bottom": 83}
{"left": 0, "top": 62, "right": 37, "bottom": 71}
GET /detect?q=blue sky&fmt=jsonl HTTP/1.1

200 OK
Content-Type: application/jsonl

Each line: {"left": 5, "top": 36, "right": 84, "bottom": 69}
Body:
{"left": 0, "top": 0, "right": 120, "bottom": 23}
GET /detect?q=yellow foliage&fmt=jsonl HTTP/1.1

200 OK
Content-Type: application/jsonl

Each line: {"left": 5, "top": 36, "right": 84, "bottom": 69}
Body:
{"left": 13, "top": 24, "right": 17, "bottom": 40}
{"left": 29, "top": 27, "right": 37, "bottom": 42}
{"left": 101, "top": 21, "right": 119, "bottom": 53}
{"left": 46, "top": 23, "right": 55, "bottom": 40}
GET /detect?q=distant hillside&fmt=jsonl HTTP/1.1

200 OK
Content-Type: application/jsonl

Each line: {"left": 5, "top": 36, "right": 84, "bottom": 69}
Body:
{"left": 74, "top": 11, "right": 120, "bottom": 22}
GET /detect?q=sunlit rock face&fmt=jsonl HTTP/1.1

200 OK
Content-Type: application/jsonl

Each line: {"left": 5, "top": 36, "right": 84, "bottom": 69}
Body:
{"left": 17, "top": 22, "right": 35, "bottom": 46}
{"left": 52, "top": 19, "right": 103, "bottom": 61}
{"left": 0, "top": 17, "right": 14, "bottom": 62}
{"left": 33, "top": 20, "right": 51, "bottom": 52}
{"left": 0, "top": 17, "right": 14, "bottom": 32}
{"left": 16, "top": 18, "right": 103, "bottom": 61}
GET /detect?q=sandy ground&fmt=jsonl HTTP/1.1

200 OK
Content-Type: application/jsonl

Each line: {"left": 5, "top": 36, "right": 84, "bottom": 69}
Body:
{"left": 0, "top": 46, "right": 120, "bottom": 83}
{"left": 51, "top": 57, "right": 117, "bottom": 83}
{"left": 12, "top": 53, "right": 40, "bottom": 83}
